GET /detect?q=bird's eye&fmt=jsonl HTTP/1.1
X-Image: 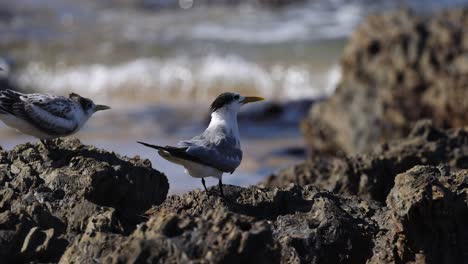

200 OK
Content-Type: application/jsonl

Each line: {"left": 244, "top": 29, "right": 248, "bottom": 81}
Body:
{"left": 234, "top": 95, "right": 240, "bottom": 100}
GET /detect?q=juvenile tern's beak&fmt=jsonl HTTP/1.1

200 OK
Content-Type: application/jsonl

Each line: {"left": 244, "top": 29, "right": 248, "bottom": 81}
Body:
{"left": 241, "top": 96, "right": 265, "bottom": 104}
{"left": 94, "top": 105, "right": 111, "bottom": 112}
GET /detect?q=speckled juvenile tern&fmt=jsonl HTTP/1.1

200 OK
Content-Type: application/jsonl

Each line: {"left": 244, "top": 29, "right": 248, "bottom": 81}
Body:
{"left": 138, "top": 92, "right": 264, "bottom": 197}
{"left": 0, "top": 89, "right": 110, "bottom": 148}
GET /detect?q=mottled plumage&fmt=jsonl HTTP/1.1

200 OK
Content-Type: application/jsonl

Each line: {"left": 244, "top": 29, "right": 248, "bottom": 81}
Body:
{"left": 0, "top": 89, "right": 110, "bottom": 141}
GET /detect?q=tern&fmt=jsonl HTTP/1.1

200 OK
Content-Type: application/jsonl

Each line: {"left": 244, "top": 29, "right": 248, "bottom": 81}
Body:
{"left": 138, "top": 92, "right": 264, "bottom": 197}
{"left": 0, "top": 89, "right": 111, "bottom": 148}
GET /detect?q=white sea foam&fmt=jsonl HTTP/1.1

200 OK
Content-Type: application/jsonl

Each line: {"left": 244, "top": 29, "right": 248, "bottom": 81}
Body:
{"left": 109, "top": 2, "right": 364, "bottom": 45}
{"left": 189, "top": 3, "right": 363, "bottom": 44}
{"left": 15, "top": 55, "right": 341, "bottom": 104}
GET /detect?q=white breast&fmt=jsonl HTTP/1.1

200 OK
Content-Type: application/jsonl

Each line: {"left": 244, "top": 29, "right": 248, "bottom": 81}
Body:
{"left": 183, "top": 162, "right": 224, "bottom": 179}
{"left": 0, "top": 114, "right": 55, "bottom": 139}
{"left": 158, "top": 150, "right": 224, "bottom": 179}
{"left": 208, "top": 108, "right": 241, "bottom": 148}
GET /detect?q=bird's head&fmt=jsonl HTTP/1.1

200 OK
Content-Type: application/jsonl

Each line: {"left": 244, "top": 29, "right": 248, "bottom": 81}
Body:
{"left": 69, "top": 93, "right": 111, "bottom": 116}
{"left": 210, "top": 92, "right": 264, "bottom": 114}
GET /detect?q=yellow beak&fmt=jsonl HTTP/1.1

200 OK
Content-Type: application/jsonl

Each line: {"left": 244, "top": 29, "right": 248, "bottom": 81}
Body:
{"left": 241, "top": 96, "right": 265, "bottom": 104}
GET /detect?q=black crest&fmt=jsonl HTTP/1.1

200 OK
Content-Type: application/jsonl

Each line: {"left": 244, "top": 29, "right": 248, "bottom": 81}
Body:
{"left": 69, "top": 93, "right": 93, "bottom": 110}
{"left": 210, "top": 92, "right": 239, "bottom": 112}
{"left": 69, "top": 93, "right": 81, "bottom": 100}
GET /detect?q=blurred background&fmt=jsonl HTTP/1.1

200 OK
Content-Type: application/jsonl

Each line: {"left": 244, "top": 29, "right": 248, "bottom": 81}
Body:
{"left": 1, "top": 0, "right": 467, "bottom": 193}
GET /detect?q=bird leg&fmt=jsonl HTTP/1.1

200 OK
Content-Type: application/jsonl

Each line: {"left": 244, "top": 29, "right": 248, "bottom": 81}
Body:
{"left": 201, "top": 178, "right": 210, "bottom": 196}
{"left": 40, "top": 139, "right": 57, "bottom": 152}
{"left": 40, "top": 139, "right": 49, "bottom": 150}
{"left": 218, "top": 179, "right": 225, "bottom": 198}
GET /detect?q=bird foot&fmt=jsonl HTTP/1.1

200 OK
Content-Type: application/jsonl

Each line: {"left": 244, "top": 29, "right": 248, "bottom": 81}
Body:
{"left": 40, "top": 139, "right": 59, "bottom": 157}
{"left": 40, "top": 140, "right": 50, "bottom": 150}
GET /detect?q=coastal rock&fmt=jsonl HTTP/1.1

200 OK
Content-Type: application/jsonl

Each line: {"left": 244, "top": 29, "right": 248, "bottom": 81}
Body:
{"left": 62, "top": 184, "right": 379, "bottom": 264}
{"left": 370, "top": 166, "right": 468, "bottom": 263}
{"left": 302, "top": 9, "right": 468, "bottom": 155}
{"left": 263, "top": 121, "right": 468, "bottom": 202}
{"left": 0, "top": 138, "right": 168, "bottom": 263}
{"left": 0, "top": 136, "right": 466, "bottom": 263}
{"left": 60, "top": 165, "right": 468, "bottom": 263}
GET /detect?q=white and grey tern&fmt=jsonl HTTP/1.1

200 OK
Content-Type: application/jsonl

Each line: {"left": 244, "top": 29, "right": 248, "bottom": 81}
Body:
{"left": 138, "top": 92, "right": 264, "bottom": 197}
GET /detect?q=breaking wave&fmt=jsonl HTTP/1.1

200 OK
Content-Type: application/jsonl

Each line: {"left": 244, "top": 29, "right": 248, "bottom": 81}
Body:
{"left": 15, "top": 54, "right": 340, "bottom": 104}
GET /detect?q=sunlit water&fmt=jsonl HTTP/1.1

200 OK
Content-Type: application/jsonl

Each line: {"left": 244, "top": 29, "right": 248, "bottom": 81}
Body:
{"left": 1, "top": 0, "right": 467, "bottom": 193}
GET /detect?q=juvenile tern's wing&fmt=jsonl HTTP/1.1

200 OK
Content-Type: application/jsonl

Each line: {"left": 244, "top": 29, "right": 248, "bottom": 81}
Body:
{"left": 0, "top": 89, "right": 78, "bottom": 135}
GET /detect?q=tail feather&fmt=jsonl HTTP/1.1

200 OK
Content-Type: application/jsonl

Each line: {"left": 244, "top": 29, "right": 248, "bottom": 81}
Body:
{"left": 137, "top": 141, "right": 214, "bottom": 169}
{"left": 137, "top": 141, "right": 166, "bottom": 151}
{"left": 0, "top": 89, "right": 22, "bottom": 115}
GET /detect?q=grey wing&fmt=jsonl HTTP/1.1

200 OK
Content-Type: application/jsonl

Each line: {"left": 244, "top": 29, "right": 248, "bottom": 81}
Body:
{"left": 24, "top": 94, "right": 79, "bottom": 135}
{"left": 2, "top": 91, "right": 78, "bottom": 135}
{"left": 177, "top": 134, "right": 206, "bottom": 147}
{"left": 26, "top": 94, "right": 75, "bottom": 118}
{"left": 0, "top": 89, "right": 24, "bottom": 115}
{"left": 180, "top": 135, "right": 242, "bottom": 173}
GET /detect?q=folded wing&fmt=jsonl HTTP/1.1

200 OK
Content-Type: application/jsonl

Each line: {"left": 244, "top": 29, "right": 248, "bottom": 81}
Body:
{"left": 178, "top": 132, "right": 242, "bottom": 173}
{"left": 0, "top": 90, "right": 78, "bottom": 135}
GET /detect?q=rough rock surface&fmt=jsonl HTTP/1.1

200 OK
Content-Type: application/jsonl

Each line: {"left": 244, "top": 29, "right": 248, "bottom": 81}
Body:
{"left": 302, "top": 9, "right": 468, "bottom": 155}
{"left": 0, "top": 138, "right": 169, "bottom": 263}
{"left": 0, "top": 132, "right": 466, "bottom": 263}
{"left": 60, "top": 166, "right": 467, "bottom": 264}
{"left": 264, "top": 121, "right": 468, "bottom": 202}
{"left": 370, "top": 166, "right": 468, "bottom": 263}
{"left": 61, "top": 184, "right": 379, "bottom": 263}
